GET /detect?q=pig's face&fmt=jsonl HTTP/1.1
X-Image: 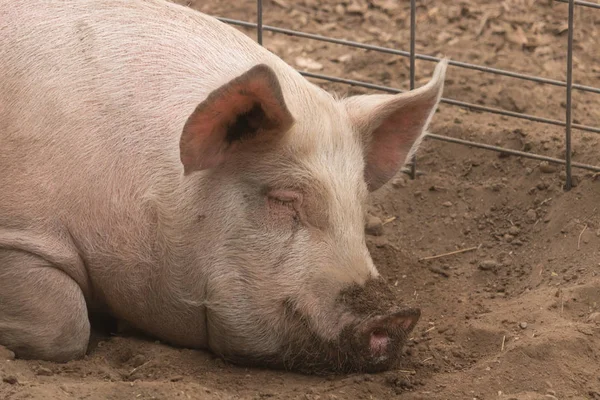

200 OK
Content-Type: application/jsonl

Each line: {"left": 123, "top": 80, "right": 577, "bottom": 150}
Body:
{"left": 179, "top": 61, "right": 447, "bottom": 373}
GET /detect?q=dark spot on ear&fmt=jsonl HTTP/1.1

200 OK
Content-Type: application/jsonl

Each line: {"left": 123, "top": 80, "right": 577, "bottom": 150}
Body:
{"left": 225, "top": 103, "right": 267, "bottom": 144}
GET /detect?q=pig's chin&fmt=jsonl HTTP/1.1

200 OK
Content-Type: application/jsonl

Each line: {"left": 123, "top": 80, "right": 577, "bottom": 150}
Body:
{"left": 219, "top": 317, "right": 411, "bottom": 375}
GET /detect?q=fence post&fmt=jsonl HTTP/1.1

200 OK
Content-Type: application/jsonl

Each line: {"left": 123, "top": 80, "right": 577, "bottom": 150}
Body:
{"left": 257, "top": 0, "right": 263, "bottom": 46}
{"left": 408, "top": 0, "right": 417, "bottom": 180}
{"left": 564, "top": 0, "right": 574, "bottom": 191}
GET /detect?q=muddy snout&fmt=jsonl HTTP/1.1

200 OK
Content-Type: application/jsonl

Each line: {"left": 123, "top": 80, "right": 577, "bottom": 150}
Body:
{"left": 349, "top": 308, "right": 421, "bottom": 371}
{"left": 337, "top": 278, "right": 421, "bottom": 372}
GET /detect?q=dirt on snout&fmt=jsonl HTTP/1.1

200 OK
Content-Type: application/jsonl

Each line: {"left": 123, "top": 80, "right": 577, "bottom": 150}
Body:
{"left": 2, "top": 0, "right": 600, "bottom": 399}
{"left": 339, "top": 276, "right": 400, "bottom": 316}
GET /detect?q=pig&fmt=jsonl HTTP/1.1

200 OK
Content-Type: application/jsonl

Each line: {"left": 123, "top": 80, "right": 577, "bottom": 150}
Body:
{"left": 0, "top": 0, "right": 447, "bottom": 374}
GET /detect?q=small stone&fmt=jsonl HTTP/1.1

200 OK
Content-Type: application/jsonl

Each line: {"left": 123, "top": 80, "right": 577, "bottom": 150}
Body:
{"left": 479, "top": 260, "right": 499, "bottom": 271}
{"left": 36, "top": 366, "right": 53, "bottom": 376}
{"left": 504, "top": 234, "right": 513, "bottom": 243}
{"left": 336, "top": 53, "right": 352, "bottom": 63}
{"left": 537, "top": 181, "right": 548, "bottom": 190}
{"left": 539, "top": 161, "right": 557, "bottom": 173}
{"left": 526, "top": 209, "right": 537, "bottom": 223}
{"left": 346, "top": 1, "right": 367, "bottom": 15}
{"left": 294, "top": 56, "right": 323, "bottom": 71}
{"left": 2, "top": 375, "right": 18, "bottom": 385}
{"left": 0, "top": 345, "right": 15, "bottom": 361}
{"left": 130, "top": 354, "right": 146, "bottom": 368}
{"left": 365, "top": 216, "right": 384, "bottom": 236}
{"left": 442, "top": 201, "right": 453, "bottom": 207}
{"left": 519, "top": 322, "right": 528, "bottom": 329}
{"left": 508, "top": 226, "right": 520, "bottom": 236}
{"left": 391, "top": 177, "right": 406, "bottom": 188}
{"left": 588, "top": 312, "right": 600, "bottom": 323}
{"left": 596, "top": 229, "right": 600, "bottom": 237}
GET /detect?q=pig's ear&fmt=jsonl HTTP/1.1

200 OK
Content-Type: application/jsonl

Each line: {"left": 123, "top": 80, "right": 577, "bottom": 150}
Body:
{"left": 344, "top": 60, "right": 447, "bottom": 191}
{"left": 180, "top": 64, "right": 295, "bottom": 174}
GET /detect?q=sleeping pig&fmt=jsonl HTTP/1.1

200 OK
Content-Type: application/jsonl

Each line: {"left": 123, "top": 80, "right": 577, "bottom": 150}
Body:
{"left": 0, "top": 0, "right": 447, "bottom": 373}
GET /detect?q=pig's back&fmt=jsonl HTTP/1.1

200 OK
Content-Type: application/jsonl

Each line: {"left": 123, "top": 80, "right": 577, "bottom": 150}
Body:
{"left": 0, "top": 0, "right": 264, "bottom": 187}
{"left": 0, "top": 0, "right": 295, "bottom": 286}
{"left": 0, "top": 0, "right": 275, "bottom": 226}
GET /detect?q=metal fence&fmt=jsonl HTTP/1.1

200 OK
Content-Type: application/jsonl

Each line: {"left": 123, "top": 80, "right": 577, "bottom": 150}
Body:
{"left": 216, "top": 0, "right": 600, "bottom": 191}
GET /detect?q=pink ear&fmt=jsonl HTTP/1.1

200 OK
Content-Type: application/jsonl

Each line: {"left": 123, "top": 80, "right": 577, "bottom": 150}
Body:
{"left": 344, "top": 60, "right": 447, "bottom": 191}
{"left": 180, "top": 64, "right": 295, "bottom": 174}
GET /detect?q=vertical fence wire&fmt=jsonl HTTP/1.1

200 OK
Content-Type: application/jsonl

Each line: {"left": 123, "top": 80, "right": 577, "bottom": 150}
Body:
{"left": 257, "top": 0, "right": 263, "bottom": 45}
{"left": 564, "top": 0, "right": 575, "bottom": 190}
{"left": 408, "top": 0, "right": 417, "bottom": 180}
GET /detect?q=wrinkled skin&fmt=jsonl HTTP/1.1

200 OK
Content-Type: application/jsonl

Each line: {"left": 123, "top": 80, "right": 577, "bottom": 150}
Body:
{"left": 0, "top": 0, "right": 447, "bottom": 373}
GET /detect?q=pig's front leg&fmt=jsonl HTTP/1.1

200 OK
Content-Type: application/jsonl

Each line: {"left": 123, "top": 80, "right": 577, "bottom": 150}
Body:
{"left": 0, "top": 250, "right": 90, "bottom": 362}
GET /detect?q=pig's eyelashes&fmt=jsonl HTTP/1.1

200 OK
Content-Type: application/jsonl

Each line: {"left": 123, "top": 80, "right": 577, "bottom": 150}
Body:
{"left": 266, "top": 190, "right": 302, "bottom": 221}
{"left": 267, "top": 190, "right": 302, "bottom": 204}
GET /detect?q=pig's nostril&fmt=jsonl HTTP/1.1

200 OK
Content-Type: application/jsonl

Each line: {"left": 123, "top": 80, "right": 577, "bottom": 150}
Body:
{"left": 369, "top": 329, "right": 390, "bottom": 357}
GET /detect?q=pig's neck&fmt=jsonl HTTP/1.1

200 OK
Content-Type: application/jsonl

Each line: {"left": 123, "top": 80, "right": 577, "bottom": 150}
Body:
{"left": 111, "top": 172, "right": 214, "bottom": 349}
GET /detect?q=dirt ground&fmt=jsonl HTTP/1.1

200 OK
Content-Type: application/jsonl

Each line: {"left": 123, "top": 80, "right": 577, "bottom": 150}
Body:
{"left": 2, "top": 0, "right": 600, "bottom": 399}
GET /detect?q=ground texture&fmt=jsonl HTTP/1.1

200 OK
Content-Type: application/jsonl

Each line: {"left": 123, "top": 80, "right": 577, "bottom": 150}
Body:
{"left": 2, "top": 0, "right": 600, "bottom": 399}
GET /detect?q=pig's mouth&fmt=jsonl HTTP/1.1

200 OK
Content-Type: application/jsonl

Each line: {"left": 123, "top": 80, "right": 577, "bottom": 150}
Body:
{"left": 220, "top": 307, "right": 419, "bottom": 375}
{"left": 220, "top": 279, "right": 420, "bottom": 375}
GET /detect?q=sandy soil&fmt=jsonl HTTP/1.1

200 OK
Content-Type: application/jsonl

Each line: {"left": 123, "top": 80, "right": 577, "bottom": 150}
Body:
{"left": 2, "top": 0, "right": 600, "bottom": 399}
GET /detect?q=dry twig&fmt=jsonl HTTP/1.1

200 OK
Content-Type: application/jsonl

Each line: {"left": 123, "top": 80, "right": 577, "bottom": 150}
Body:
{"left": 419, "top": 245, "right": 479, "bottom": 261}
{"left": 578, "top": 224, "right": 588, "bottom": 250}
{"left": 382, "top": 216, "right": 397, "bottom": 225}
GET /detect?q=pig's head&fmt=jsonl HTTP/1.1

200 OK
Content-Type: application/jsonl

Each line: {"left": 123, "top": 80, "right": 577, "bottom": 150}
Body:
{"left": 178, "top": 60, "right": 447, "bottom": 374}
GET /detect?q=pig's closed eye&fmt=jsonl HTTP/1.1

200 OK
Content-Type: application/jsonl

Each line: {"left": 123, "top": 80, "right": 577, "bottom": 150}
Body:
{"left": 267, "top": 190, "right": 302, "bottom": 221}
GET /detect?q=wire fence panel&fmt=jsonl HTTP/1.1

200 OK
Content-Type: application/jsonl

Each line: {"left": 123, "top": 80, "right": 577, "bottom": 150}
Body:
{"left": 220, "top": 0, "right": 599, "bottom": 190}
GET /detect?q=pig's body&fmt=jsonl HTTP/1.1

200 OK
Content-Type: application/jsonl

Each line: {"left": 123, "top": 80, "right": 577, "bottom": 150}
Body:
{"left": 0, "top": 0, "right": 313, "bottom": 350}
{"left": 0, "top": 0, "right": 447, "bottom": 372}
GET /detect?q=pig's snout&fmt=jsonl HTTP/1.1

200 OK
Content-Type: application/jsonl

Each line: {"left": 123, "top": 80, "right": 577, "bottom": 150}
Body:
{"left": 356, "top": 308, "right": 421, "bottom": 369}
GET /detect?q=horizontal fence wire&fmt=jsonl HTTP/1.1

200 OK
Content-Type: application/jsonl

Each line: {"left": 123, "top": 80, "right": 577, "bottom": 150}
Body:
{"left": 222, "top": 0, "right": 600, "bottom": 174}
{"left": 218, "top": 17, "right": 600, "bottom": 96}
{"left": 299, "top": 71, "right": 600, "bottom": 134}
{"left": 555, "top": 0, "right": 600, "bottom": 9}
{"left": 427, "top": 133, "right": 600, "bottom": 173}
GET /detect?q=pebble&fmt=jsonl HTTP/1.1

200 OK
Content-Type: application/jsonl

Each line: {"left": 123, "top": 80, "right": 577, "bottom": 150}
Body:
{"left": 526, "top": 209, "right": 537, "bottom": 223}
{"left": 36, "top": 366, "right": 53, "bottom": 376}
{"left": 539, "top": 161, "right": 557, "bottom": 173}
{"left": 442, "top": 201, "right": 453, "bottom": 207}
{"left": 391, "top": 177, "right": 406, "bottom": 188}
{"left": 479, "top": 260, "right": 498, "bottom": 271}
{"left": 365, "top": 216, "right": 384, "bottom": 236}
{"left": 508, "top": 226, "right": 520, "bottom": 236}
{"left": 131, "top": 354, "right": 147, "bottom": 368}
{"left": 536, "top": 181, "right": 548, "bottom": 190}
{"left": 0, "top": 345, "right": 15, "bottom": 361}
{"left": 519, "top": 322, "right": 528, "bottom": 329}
{"left": 588, "top": 312, "right": 600, "bottom": 323}
{"left": 2, "top": 375, "right": 18, "bottom": 385}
